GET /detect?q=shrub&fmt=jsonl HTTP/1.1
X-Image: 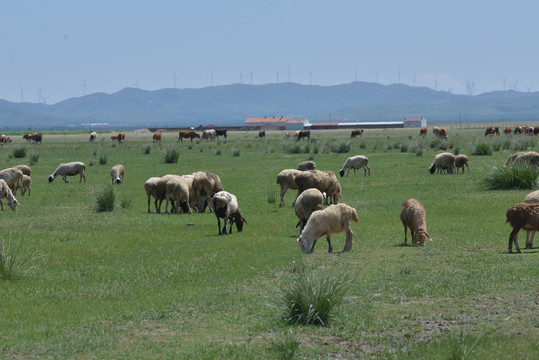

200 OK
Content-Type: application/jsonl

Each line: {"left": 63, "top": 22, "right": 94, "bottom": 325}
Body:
{"left": 483, "top": 164, "right": 539, "bottom": 190}
{"left": 415, "top": 147, "right": 424, "bottom": 157}
{"left": 94, "top": 186, "right": 116, "bottom": 212}
{"left": 0, "top": 232, "right": 33, "bottom": 281}
{"left": 472, "top": 142, "right": 492, "bottom": 156}
{"left": 143, "top": 145, "right": 151, "bottom": 154}
{"left": 266, "top": 189, "right": 276, "bottom": 204}
{"left": 164, "top": 148, "right": 180, "bottom": 163}
{"left": 12, "top": 147, "right": 26, "bottom": 159}
{"left": 99, "top": 154, "right": 107, "bottom": 165}
{"left": 29, "top": 152, "right": 40, "bottom": 165}
{"left": 400, "top": 144, "right": 409, "bottom": 153}
{"left": 275, "top": 268, "right": 351, "bottom": 326}
{"left": 325, "top": 141, "right": 350, "bottom": 154}
{"left": 215, "top": 149, "right": 222, "bottom": 155}
{"left": 233, "top": 148, "right": 240, "bottom": 157}
{"left": 270, "top": 330, "right": 300, "bottom": 360}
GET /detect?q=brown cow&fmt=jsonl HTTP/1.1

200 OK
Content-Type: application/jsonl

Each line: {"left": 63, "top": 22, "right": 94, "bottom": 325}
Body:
{"left": 31, "top": 133, "right": 42, "bottom": 144}
{"left": 178, "top": 131, "right": 201, "bottom": 142}
{"left": 437, "top": 128, "right": 448, "bottom": 140}
{"left": 0, "top": 135, "right": 12, "bottom": 145}
{"left": 111, "top": 132, "right": 125, "bottom": 144}
{"left": 350, "top": 129, "right": 364, "bottom": 138}
{"left": 152, "top": 132, "right": 162, "bottom": 144}
{"left": 296, "top": 130, "right": 310, "bottom": 141}
{"left": 23, "top": 133, "right": 36, "bottom": 141}
{"left": 485, "top": 126, "right": 500, "bottom": 136}
{"left": 258, "top": 130, "right": 266, "bottom": 138}
{"left": 514, "top": 126, "right": 524, "bottom": 135}
{"left": 504, "top": 127, "right": 512, "bottom": 135}
{"left": 534, "top": 126, "right": 539, "bottom": 136}
{"left": 419, "top": 127, "right": 428, "bottom": 136}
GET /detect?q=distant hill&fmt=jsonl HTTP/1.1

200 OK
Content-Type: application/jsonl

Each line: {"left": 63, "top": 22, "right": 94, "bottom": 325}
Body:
{"left": 1, "top": 82, "right": 539, "bottom": 130}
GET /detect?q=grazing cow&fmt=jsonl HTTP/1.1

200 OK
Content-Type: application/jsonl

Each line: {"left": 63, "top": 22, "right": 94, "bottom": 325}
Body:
{"left": 258, "top": 130, "right": 266, "bottom": 138}
{"left": 152, "top": 131, "right": 162, "bottom": 144}
{"left": 178, "top": 131, "right": 201, "bottom": 142}
{"left": 514, "top": 126, "right": 524, "bottom": 135}
{"left": 111, "top": 132, "right": 125, "bottom": 144}
{"left": 23, "top": 133, "right": 35, "bottom": 142}
{"left": 215, "top": 129, "right": 227, "bottom": 139}
{"left": 31, "top": 133, "right": 42, "bottom": 144}
{"left": 437, "top": 128, "right": 448, "bottom": 140}
{"left": 485, "top": 126, "right": 500, "bottom": 136}
{"left": 201, "top": 129, "right": 217, "bottom": 141}
{"left": 504, "top": 127, "right": 512, "bottom": 135}
{"left": 350, "top": 129, "right": 364, "bottom": 138}
{"left": 525, "top": 126, "right": 534, "bottom": 136}
{"left": 533, "top": 126, "right": 539, "bottom": 136}
{"left": 89, "top": 132, "right": 97, "bottom": 142}
{"left": 419, "top": 127, "right": 428, "bottom": 136}
{"left": 432, "top": 127, "right": 440, "bottom": 136}
{"left": 0, "top": 135, "right": 12, "bottom": 145}
{"left": 296, "top": 130, "right": 311, "bottom": 141}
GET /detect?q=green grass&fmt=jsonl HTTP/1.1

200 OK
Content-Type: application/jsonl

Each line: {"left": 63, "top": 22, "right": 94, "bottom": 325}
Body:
{"left": 0, "top": 129, "right": 537, "bottom": 359}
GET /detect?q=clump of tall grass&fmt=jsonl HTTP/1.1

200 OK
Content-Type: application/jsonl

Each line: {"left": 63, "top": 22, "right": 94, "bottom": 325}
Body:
{"left": 232, "top": 148, "right": 241, "bottom": 157}
{"left": 324, "top": 141, "right": 350, "bottom": 154}
{"left": 270, "top": 330, "right": 300, "bottom": 360}
{"left": 143, "top": 145, "right": 151, "bottom": 154}
{"left": 266, "top": 189, "right": 276, "bottom": 203}
{"left": 483, "top": 164, "right": 539, "bottom": 190}
{"left": 99, "top": 154, "right": 107, "bottom": 165}
{"left": 164, "top": 148, "right": 180, "bottom": 163}
{"left": 93, "top": 185, "right": 116, "bottom": 212}
{"left": 0, "top": 232, "right": 33, "bottom": 281}
{"left": 275, "top": 268, "right": 351, "bottom": 326}
{"left": 471, "top": 142, "right": 492, "bottom": 156}
{"left": 12, "top": 147, "right": 26, "bottom": 159}
{"left": 29, "top": 152, "right": 40, "bottom": 165}
{"left": 215, "top": 148, "right": 222, "bottom": 155}
{"left": 512, "top": 136, "right": 536, "bottom": 151}
{"left": 446, "top": 330, "right": 484, "bottom": 360}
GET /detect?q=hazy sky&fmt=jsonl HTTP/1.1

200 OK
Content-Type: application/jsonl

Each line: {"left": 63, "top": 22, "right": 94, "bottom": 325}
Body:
{"left": 1, "top": 0, "right": 538, "bottom": 104}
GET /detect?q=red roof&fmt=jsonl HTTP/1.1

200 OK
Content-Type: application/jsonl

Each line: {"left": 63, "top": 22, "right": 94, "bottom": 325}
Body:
{"left": 245, "top": 116, "right": 291, "bottom": 124}
{"left": 404, "top": 117, "right": 423, "bottom": 122}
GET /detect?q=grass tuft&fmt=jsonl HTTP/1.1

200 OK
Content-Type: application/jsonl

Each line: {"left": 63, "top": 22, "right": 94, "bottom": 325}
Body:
{"left": 29, "top": 152, "right": 40, "bottom": 165}
{"left": 471, "top": 142, "right": 492, "bottom": 156}
{"left": 99, "top": 154, "right": 107, "bottom": 165}
{"left": 270, "top": 330, "right": 300, "bottom": 360}
{"left": 93, "top": 185, "right": 116, "bottom": 212}
{"left": 0, "top": 231, "right": 33, "bottom": 281}
{"left": 164, "top": 148, "right": 180, "bottom": 163}
{"left": 12, "top": 147, "right": 27, "bottom": 158}
{"left": 483, "top": 164, "right": 539, "bottom": 190}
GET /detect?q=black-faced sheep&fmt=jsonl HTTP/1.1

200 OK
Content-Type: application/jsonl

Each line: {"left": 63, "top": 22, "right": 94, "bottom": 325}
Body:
{"left": 212, "top": 191, "right": 246, "bottom": 235}
{"left": 294, "top": 170, "right": 342, "bottom": 206}
{"left": 339, "top": 155, "right": 370, "bottom": 177}
{"left": 0, "top": 179, "right": 19, "bottom": 211}
{"left": 400, "top": 198, "right": 432, "bottom": 246}
{"left": 295, "top": 188, "right": 324, "bottom": 235}
{"left": 297, "top": 203, "right": 358, "bottom": 253}
{"left": 110, "top": 164, "right": 125, "bottom": 184}
{"left": 165, "top": 176, "right": 191, "bottom": 214}
{"left": 192, "top": 171, "right": 223, "bottom": 212}
{"left": 0, "top": 168, "right": 24, "bottom": 194}
{"left": 296, "top": 161, "right": 316, "bottom": 171}
{"left": 429, "top": 152, "right": 456, "bottom": 174}
{"left": 276, "top": 169, "right": 301, "bottom": 207}
{"left": 48, "top": 162, "right": 86, "bottom": 183}
{"left": 455, "top": 154, "right": 470, "bottom": 174}
{"left": 505, "top": 202, "right": 539, "bottom": 253}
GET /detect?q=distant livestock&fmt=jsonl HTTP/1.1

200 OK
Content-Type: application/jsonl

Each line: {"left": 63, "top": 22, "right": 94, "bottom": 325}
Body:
{"left": 429, "top": 152, "right": 456, "bottom": 174}
{"left": 504, "top": 127, "right": 512, "bottom": 135}
{"left": 152, "top": 132, "right": 162, "bottom": 144}
{"left": 23, "top": 133, "right": 42, "bottom": 143}
{"left": 485, "top": 126, "right": 500, "bottom": 136}
{"left": 514, "top": 126, "right": 524, "bottom": 135}
{"left": 350, "top": 129, "right": 364, "bottom": 138}
{"left": 212, "top": 191, "right": 246, "bottom": 235}
{"left": 437, "top": 128, "right": 448, "bottom": 139}
{"left": 419, "top": 127, "right": 428, "bottom": 136}
{"left": 0, "top": 134, "right": 12, "bottom": 145}
{"left": 89, "top": 132, "right": 97, "bottom": 142}
{"left": 258, "top": 130, "right": 266, "bottom": 138}
{"left": 215, "top": 129, "right": 227, "bottom": 139}
{"left": 110, "top": 164, "right": 124, "bottom": 184}
{"left": 48, "top": 162, "right": 86, "bottom": 183}
{"left": 339, "top": 155, "right": 370, "bottom": 177}
{"left": 201, "top": 129, "right": 217, "bottom": 141}
{"left": 178, "top": 131, "right": 200, "bottom": 142}
{"left": 295, "top": 130, "right": 310, "bottom": 141}
{"left": 111, "top": 132, "right": 125, "bottom": 144}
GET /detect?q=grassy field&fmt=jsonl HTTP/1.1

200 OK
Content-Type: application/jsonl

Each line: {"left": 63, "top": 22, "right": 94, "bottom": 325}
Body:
{"left": 0, "top": 128, "right": 537, "bottom": 359}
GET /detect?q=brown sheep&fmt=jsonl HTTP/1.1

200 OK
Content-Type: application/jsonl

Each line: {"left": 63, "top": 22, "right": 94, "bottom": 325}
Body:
{"left": 294, "top": 170, "right": 342, "bottom": 205}
{"left": 505, "top": 202, "right": 539, "bottom": 253}
{"left": 400, "top": 198, "right": 432, "bottom": 246}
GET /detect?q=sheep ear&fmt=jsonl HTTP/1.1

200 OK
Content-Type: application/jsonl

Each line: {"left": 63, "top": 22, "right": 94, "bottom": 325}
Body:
{"left": 242, "top": 217, "right": 247, "bottom": 224}
{"left": 425, "top": 231, "right": 432, "bottom": 240}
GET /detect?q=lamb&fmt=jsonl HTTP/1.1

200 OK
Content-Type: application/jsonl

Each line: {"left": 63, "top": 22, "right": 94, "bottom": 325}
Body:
{"left": 294, "top": 170, "right": 342, "bottom": 205}
{"left": 297, "top": 203, "right": 358, "bottom": 253}
{"left": 144, "top": 177, "right": 162, "bottom": 213}
{"left": 276, "top": 169, "right": 301, "bottom": 207}
{"left": 429, "top": 152, "right": 456, "bottom": 174}
{"left": 339, "top": 155, "right": 370, "bottom": 177}
{"left": 192, "top": 171, "right": 224, "bottom": 212}
{"left": 110, "top": 164, "right": 125, "bottom": 184}
{"left": 0, "top": 179, "right": 19, "bottom": 211}
{"left": 13, "top": 164, "right": 31, "bottom": 177}
{"left": 295, "top": 188, "right": 324, "bottom": 235}
{"left": 296, "top": 161, "right": 316, "bottom": 171}
{"left": 400, "top": 198, "right": 432, "bottom": 246}
{"left": 165, "top": 176, "right": 192, "bottom": 214}
{"left": 48, "top": 162, "right": 86, "bottom": 183}
{"left": 0, "top": 167, "right": 24, "bottom": 194}
{"left": 504, "top": 202, "right": 539, "bottom": 253}
{"left": 211, "top": 191, "right": 246, "bottom": 235}
{"left": 20, "top": 175, "right": 31, "bottom": 196}
{"left": 455, "top": 154, "right": 470, "bottom": 174}
{"left": 521, "top": 190, "right": 539, "bottom": 249}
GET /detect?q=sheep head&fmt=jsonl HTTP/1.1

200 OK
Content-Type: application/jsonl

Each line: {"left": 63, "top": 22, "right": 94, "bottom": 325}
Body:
{"left": 48, "top": 175, "right": 56, "bottom": 183}
{"left": 297, "top": 235, "right": 314, "bottom": 254}
{"left": 413, "top": 230, "right": 431, "bottom": 246}
{"left": 8, "top": 198, "right": 19, "bottom": 211}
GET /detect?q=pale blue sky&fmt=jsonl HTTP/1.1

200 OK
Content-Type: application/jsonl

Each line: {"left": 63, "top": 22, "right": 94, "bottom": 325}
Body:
{"left": 1, "top": 0, "right": 538, "bottom": 104}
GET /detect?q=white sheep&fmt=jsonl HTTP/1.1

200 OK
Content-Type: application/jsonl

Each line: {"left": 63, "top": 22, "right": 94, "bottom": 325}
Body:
{"left": 48, "top": 162, "right": 86, "bottom": 183}
{"left": 297, "top": 203, "right": 358, "bottom": 253}
{"left": 20, "top": 175, "right": 31, "bottom": 196}
{"left": 276, "top": 169, "right": 301, "bottom": 207}
{"left": 522, "top": 190, "right": 539, "bottom": 249}
{"left": 165, "top": 176, "right": 192, "bottom": 214}
{"left": 0, "top": 167, "right": 24, "bottom": 194}
{"left": 295, "top": 188, "right": 324, "bottom": 235}
{"left": 429, "top": 152, "right": 456, "bottom": 174}
{"left": 455, "top": 154, "right": 470, "bottom": 174}
{"left": 181, "top": 174, "right": 198, "bottom": 212}
{"left": 211, "top": 191, "right": 246, "bottom": 235}
{"left": 400, "top": 198, "right": 432, "bottom": 246}
{"left": 144, "top": 177, "right": 162, "bottom": 213}
{"left": 296, "top": 161, "right": 316, "bottom": 171}
{"left": 505, "top": 202, "right": 539, "bottom": 253}
{"left": 339, "top": 155, "right": 370, "bottom": 177}
{"left": 0, "top": 179, "right": 19, "bottom": 211}
{"left": 294, "top": 170, "right": 342, "bottom": 206}
{"left": 13, "top": 164, "right": 31, "bottom": 177}
{"left": 110, "top": 164, "right": 125, "bottom": 184}
{"left": 192, "top": 171, "right": 223, "bottom": 212}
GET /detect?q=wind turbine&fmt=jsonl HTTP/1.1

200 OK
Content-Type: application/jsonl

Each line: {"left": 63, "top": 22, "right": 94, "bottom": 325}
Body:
{"left": 17, "top": 84, "right": 28, "bottom": 103}
{"left": 249, "top": 70, "right": 254, "bottom": 85}
{"left": 81, "top": 78, "right": 88, "bottom": 96}
{"left": 513, "top": 80, "right": 519, "bottom": 91}
{"left": 308, "top": 69, "right": 313, "bottom": 86}
{"left": 395, "top": 66, "right": 402, "bottom": 84}
{"left": 36, "top": 86, "right": 42, "bottom": 103}
{"left": 238, "top": 70, "right": 243, "bottom": 84}
{"left": 170, "top": 70, "right": 179, "bottom": 89}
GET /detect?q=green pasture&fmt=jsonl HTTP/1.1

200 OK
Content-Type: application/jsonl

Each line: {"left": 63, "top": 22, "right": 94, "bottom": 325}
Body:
{"left": 0, "top": 128, "right": 537, "bottom": 359}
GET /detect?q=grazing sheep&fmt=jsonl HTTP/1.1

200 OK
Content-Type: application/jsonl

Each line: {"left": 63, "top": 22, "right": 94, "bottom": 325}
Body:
{"left": 522, "top": 190, "right": 539, "bottom": 249}
{"left": 276, "top": 169, "right": 301, "bottom": 207}
{"left": 89, "top": 132, "right": 97, "bottom": 142}
{"left": 296, "top": 161, "right": 316, "bottom": 171}
{"left": 181, "top": 175, "right": 198, "bottom": 212}
{"left": 429, "top": 152, "right": 456, "bottom": 174}
{"left": 165, "top": 176, "right": 192, "bottom": 214}
{"left": 144, "top": 177, "right": 161, "bottom": 213}
{"left": 295, "top": 188, "right": 324, "bottom": 235}
{"left": 455, "top": 154, "right": 470, "bottom": 174}
{"left": 48, "top": 162, "right": 86, "bottom": 183}
{"left": 400, "top": 199, "right": 432, "bottom": 246}
{"left": 13, "top": 164, "right": 31, "bottom": 177}
{"left": 0, "top": 167, "right": 24, "bottom": 194}
{"left": 504, "top": 202, "right": 539, "bottom": 253}
{"left": 511, "top": 151, "right": 539, "bottom": 167}
{"left": 505, "top": 152, "right": 525, "bottom": 166}
{"left": 20, "top": 175, "right": 31, "bottom": 196}
{"left": 297, "top": 203, "right": 358, "bottom": 253}
{"left": 110, "top": 164, "right": 125, "bottom": 184}
{"left": 212, "top": 191, "right": 246, "bottom": 235}
{"left": 0, "top": 179, "right": 19, "bottom": 211}
{"left": 192, "top": 171, "right": 223, "bottom": 212}
{"left": 339, "top": 155, "right": 370, "bottom": 177}
{"left": 294, "top": 170, "right": 342, "bottom": 205}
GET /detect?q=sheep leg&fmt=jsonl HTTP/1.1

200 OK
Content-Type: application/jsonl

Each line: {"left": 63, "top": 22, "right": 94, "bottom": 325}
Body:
{"left": 228, "top": 217, "right": 234, "bottom": 234}
{"left": 326, "top": 235, "right": 333, "bottom": 253}
{"left": 0, "top": 200, "right": 3, "bottom": 211}
{"left": 366, "top": 165, "right": 371, "bottom": 176}
{"left": 508, "top": 228, "right": 521, "bottom": 253}
{"left": 343, "top": 227, "right": 353, "bottom": 252}
{"left": 217, "top": 217, "right": 223, "bottom": 235}
{"left": 147, "top": 195, "right": 152, "bottom": 213}
{"left": 526, "top": 230, "right": 535, "bottom": 249}
{"left": 353, "top": 168, "right": 357, "bottom": 176}
{"left": 403, "top": 225, "right": 408, "bottom": 245}
{"left": 279, "top": 185, "right": 288, "bottom": 207}
{"left": 222, "top": 217, "right": 228, "bottom": 235}
{"left": 62, "top": 175, "right": 68, "bottom": 183}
